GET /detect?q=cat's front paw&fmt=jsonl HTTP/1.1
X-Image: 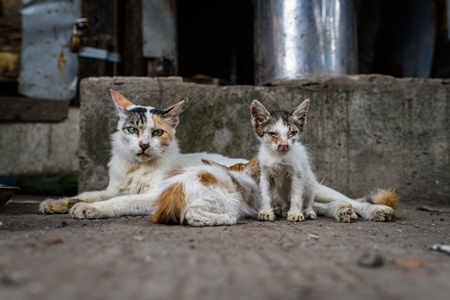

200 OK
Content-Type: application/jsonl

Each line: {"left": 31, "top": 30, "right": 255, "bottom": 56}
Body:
{"left": 366, "top": 205, "right": 394, "bottom": 222}
{"left": 39, "top": 198, "right": 84, "bottom": 214}
{"left": 302, "top": 208, "right": 317, "bottom": 220}
{"left": 258, "top": 210, "right": 275, "bottom": 221}
{"left": 287, "top": 209, "right": 305, "bottom": 222}
{"left": 70, "top": 203, "right": 102, "bottom": 219}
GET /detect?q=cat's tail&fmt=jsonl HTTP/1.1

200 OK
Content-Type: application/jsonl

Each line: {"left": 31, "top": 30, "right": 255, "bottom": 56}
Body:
{"left": 152, "top": 183, "right": 186, "bottom": 225}
{"left": 355, "top": 188, "right": 400, "bottom": 209}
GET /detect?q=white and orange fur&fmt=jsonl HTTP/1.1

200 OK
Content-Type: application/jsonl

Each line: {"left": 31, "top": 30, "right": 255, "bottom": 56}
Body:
{"left": 39, "top": 90, "right": 246, "bottom": 219}
{"left": 152, "top": 158, "right": 261, "bottom": 227}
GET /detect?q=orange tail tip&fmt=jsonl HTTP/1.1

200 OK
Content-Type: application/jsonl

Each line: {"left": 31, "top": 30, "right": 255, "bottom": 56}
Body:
{"left": 152, "top": 183, "right": 186, "bottom": 225}
{"left": 369, "top": 188, "right": 400, "bottom": 209}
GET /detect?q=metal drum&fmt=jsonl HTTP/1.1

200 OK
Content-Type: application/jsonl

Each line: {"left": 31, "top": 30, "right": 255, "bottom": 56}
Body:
{"left": 254, "top": 0, "right": 358, "bottom": 85}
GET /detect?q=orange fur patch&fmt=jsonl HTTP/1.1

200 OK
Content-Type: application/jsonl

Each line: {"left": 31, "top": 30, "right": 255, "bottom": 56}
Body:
{"left": 228, "top": 157, "right": 260, "bottom": 180}
{"left": 372, "top": 188, "right": 400, "bottom": 209}
{"left": 152, "top": 183, "right": 186, "bottom": 224}
{"left": 151, "top": 115, "right": 174, "bottom": 147}
{"left": 198, "top": 171, "right": 232, "bottom": 193}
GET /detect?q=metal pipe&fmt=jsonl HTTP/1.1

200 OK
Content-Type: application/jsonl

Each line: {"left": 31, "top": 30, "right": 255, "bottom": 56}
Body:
{"left": 254, "top": 0, "right": 358, "bottom": 85}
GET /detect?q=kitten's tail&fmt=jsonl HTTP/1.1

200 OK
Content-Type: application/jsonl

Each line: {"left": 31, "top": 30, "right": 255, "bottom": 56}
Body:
{"left": 152, "top": 183, "right": 186, "bottom": 225}
{"left": 356, "top": 188, "right": 400, "bottom": 209}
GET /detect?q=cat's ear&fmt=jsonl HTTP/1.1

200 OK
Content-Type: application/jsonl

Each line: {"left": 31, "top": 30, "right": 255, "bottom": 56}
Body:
{"left": 110, "top": 90, "right": 134, "bottom": 118}
{"left": 250, "top": 100, "right": 271, "bottom": 125}
{"left": 292, "top": 99, "right": 309, "bottom": 129}
{"left": 163, "top": 100, "right": 185, "bottom": 129}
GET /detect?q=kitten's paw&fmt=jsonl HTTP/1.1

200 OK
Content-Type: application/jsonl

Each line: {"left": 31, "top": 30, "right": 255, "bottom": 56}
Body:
{"left": 39, "top": 198, "right": 84, "bottom": 214}
{"left": 336, "top": 202, "right": 357, "bottom": 223}
{"left": 273, "top": 206, "right": 288, "bottom": 218}
{"left": 258, "top": 210, "right": 275, "bottom": 221}
{"left": 303, "top": 208, "right": 317, "bottom": 220}
{"left": 287, "top": 210, "right": 305, "bottom": 222}
{"left": 70, "top": 203, "right": 102, "bottom": 219}
{"left": 366, "top": 205, "right": 394, "bottom": 222}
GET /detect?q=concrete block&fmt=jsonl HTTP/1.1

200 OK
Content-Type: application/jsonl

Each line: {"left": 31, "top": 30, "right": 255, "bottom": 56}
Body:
{"left": 79, "top": 76, "right": 450, "bottom": 203}
{"left": 0, "top": 107, "right": 79, "bottom": 176}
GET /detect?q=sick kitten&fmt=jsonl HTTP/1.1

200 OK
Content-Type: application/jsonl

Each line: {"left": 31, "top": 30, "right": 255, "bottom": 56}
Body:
{"left": 251, "top": 99, "right": 317, "bottom": 222}
{"left": 152, "top": 157, "right": 261, "bottom": 227}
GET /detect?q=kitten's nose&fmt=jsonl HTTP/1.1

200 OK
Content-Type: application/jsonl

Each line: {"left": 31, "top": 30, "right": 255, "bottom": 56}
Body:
{"left": 140, "top": 143, "right": 149, "bottom": 151}
{"left": 278, "top": 144, "right": 289, "bottom": 151}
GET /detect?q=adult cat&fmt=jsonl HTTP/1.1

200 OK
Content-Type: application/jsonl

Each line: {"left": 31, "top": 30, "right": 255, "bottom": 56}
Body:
{"left": 39, "top": 90, "right": 246, "bottom": 219}
{"left": 40, "top": 91, "right": 398, "bottom": 221}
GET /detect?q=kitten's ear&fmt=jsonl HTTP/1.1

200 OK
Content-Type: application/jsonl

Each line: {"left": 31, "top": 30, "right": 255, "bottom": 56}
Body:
{"left": 201, "top": 159, "right": 212, "bottom": 166}
{"left": 292, "top": 99, "right": 309, "bottom": 129}
{"left": 163, "top": 100, "right": 185, "bottom": 128}
{"left": 250, "top": 100, "right": 271, "bottom": 125}
{"left": 201, "top": 159, "right": 226, "bottom": 168}
{"left": 110, "top": 90, "right": 134, "bottom": 118}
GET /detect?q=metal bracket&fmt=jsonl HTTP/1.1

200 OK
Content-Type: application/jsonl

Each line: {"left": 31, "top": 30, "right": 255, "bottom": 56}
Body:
{"left": 78, "top": 46, "right": 121, "bottom": 63}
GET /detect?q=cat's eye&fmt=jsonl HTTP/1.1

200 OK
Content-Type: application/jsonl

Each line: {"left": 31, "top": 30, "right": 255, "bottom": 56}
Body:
{"left": 289, "top": 131, "right": 298, "bottom": 138}
{"left": 267, "top": 131, "right": 278, "bottom": 138}
{"left": 126, "top": 127, "right": 139, "bottom": 135}
{"left": 153, "top": 129, "right": 164, "bottom": 137}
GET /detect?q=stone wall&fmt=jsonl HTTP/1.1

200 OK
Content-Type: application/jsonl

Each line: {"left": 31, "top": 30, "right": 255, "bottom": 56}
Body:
{"left": 79, "top": 76, "right": 450, "bottom": 203}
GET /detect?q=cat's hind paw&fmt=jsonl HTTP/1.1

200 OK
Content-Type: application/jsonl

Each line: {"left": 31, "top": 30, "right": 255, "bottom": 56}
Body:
{"left": 287, "top": 210, "right": 305, "bottom": 222}
{"left": 336, "top": 202, "right": 357, "bottom": 223}
{"left": 39, "top": 198, "right": 84, "bottom": 214}
{"left": 302, "top": 208, "right": 317, "bottom": 220}
{"left": 70, "top": 203, "right": 102, "bottom": 219}
{"left": 365, "top": 204, "right": 394, "bottom": 222}
{"left": 258, "top": 210, "right": 275, "bottom": 222}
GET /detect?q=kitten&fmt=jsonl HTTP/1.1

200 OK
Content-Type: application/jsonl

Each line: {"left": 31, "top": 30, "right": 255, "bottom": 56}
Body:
{"left": 251, "top": 99, "right": 317, "bottom": 222}
{"left": 39, "top": 90, "right": 245, "bottom": 219}
{"left": 152, "top": 157, "right": 261, "bottom": 227}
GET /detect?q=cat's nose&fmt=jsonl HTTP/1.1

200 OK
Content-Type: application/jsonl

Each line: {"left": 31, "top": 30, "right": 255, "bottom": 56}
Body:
{"left": 278, "top": 144, "right": 289, "bottom": 151}
{"left": 140, "top": 143, "right": 149, "bottom": 151}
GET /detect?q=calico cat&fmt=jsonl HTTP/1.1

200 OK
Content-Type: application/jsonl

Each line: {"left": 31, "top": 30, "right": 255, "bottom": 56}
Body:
{"left": 251, "top": 99, "right": 318, "bottom": 222}
{"left": 39, "top": 90, "right": 245, "bottom": 219}
{"left": 152, "top": 157, "right": 261, "bottom": 227}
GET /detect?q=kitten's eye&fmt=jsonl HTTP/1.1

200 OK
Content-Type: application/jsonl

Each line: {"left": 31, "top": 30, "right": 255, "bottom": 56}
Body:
{"left": 289, "top": 131, "right": 298, "bottom": 138}
{"left": 267, "top": 132, "right": 278, "bottom": 138}
{"left": 126, "top": 127, "right": 139, "bottom": 135}
{"left": 152, "top": 129, "right": 164, "bottom": 137}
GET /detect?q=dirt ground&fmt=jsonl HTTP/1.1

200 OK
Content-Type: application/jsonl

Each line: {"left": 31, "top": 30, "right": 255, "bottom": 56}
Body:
{"left": 0, "top": 195, "right": 449, "bottom": 300}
